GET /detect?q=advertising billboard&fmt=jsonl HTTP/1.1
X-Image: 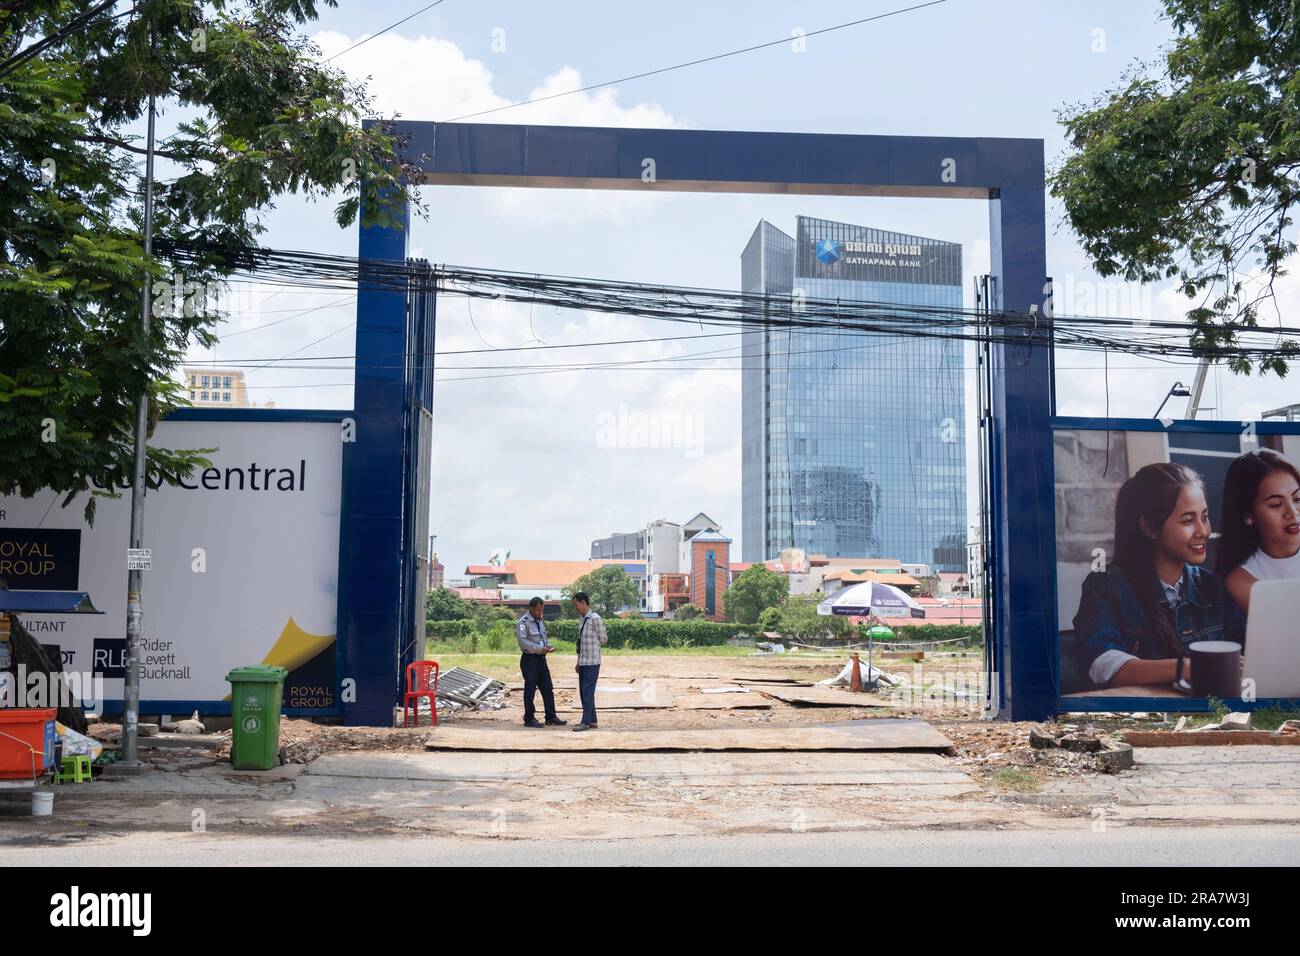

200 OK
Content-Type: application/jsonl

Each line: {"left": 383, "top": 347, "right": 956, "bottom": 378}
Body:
{"left": 0, "top": 415, "right": 344, "bottom": 714}
{"left": 1054, "top": 423, "right": 1300, "bottom": 703}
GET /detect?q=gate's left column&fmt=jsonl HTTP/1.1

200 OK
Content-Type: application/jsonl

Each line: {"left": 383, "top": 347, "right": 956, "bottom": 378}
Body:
{"left": 343, "top": 193, "right": 411, "bottom": 726}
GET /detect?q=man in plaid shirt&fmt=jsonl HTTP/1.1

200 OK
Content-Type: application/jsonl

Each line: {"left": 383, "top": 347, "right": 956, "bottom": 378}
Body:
{"left": 571, "top": 591, "right": 608, "bottom": 731}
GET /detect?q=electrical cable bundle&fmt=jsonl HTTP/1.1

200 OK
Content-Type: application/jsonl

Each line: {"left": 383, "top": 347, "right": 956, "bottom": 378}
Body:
{"left": 157, "top": 238, "right": 1300, "bottom": 366}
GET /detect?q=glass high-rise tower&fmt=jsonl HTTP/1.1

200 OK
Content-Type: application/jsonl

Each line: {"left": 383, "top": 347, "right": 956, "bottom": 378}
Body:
{"left": 740, "top": 216, "right": 966, "bottom": 571}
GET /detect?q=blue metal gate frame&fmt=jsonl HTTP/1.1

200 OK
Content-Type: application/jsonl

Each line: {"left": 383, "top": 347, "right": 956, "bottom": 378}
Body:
{"left": 350, "top": 122, "right": 1055, "bottom": 723}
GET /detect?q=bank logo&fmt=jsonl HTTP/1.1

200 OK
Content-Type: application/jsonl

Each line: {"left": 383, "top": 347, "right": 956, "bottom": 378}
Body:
{"left": 815, "top": 238, "right": 843, "bottom": 264}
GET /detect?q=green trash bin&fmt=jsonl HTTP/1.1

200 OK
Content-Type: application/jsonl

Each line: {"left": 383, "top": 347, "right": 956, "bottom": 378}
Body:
{"left": 225, "top": 665, "right": 288, "bottom": 770}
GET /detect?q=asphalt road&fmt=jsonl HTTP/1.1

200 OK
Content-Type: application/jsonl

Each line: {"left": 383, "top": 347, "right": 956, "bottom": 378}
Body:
{"left": 3, "top": 826, "right": 1298, "bottom": 866}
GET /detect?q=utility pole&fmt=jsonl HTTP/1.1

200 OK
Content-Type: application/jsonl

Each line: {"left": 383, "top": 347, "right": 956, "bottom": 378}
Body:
{"left": 117, "top": 55, "right": 158, "bottom": 775}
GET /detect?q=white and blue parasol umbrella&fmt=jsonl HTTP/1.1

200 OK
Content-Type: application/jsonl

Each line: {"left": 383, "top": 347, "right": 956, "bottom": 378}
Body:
{"left": 817, "top": 581, "right": 926, "bottom": 619}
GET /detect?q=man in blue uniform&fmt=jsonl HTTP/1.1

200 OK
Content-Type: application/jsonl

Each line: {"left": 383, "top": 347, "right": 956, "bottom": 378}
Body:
{"left": 516, "top": 597, "right": 566, "bottom": 728}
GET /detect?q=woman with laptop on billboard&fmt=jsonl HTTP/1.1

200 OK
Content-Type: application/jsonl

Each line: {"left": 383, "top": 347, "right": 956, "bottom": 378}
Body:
{"left": 1072, "top": 462, "right": 1245, "bottom": 691}
{"left": 1218, "top": 449, "right": 1300, "bottom": 611}
{"left": 1208, "top": 448, "right": 1300, "bottom": 700}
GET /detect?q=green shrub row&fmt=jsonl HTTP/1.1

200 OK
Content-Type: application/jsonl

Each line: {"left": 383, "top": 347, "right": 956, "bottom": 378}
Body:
{"left": 426, "top": 619, "right": 477, "bottom": 640}
{"left": 427, "top": 616, "right": 755, "bottom": 648}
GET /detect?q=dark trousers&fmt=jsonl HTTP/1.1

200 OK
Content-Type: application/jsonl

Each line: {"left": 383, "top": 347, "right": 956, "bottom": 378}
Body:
{"left": 577, "top": 663, "right": 600, "bottom": 726}
{"left": 520, "top": 653, "right": 558, "bottom": 722}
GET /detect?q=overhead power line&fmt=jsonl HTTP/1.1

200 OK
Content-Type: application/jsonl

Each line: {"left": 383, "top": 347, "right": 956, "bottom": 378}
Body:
{"left": 156, "top": 238, "right": 1300, "bottom": 367}
{"left": 324, "top": 0, "right": 451, "bottom": 62}
{"left": 442, "top": 1, "right": 950, "bottom": 123}
{"left": 0, "top": 0, "right": 119, "bottom": 80}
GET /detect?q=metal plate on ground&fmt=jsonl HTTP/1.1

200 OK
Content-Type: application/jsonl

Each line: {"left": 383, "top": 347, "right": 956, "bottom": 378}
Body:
{"left": 676, "top": 693, "right": 772, "bottom": 710}
{"left": 424, "top": 718, "right": 951, "bottom": 752}
{"left": 566, "top": 690, "right": 677, "bottom": 710}
{"left": 743, "top": 684, "right": 895, "bottom": 707}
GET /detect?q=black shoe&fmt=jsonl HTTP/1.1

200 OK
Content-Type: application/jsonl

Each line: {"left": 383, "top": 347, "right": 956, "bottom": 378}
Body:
{"left": 545, "top": 717, "right": 568, "bottom": 726}
{"left": 523, "top": 718, "right": 544, "bottom": 728}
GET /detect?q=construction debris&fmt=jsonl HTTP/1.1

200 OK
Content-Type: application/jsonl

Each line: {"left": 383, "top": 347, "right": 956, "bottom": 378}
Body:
{"left": 1219, "top": 712, "right": 1253, "bottom": 731}
{"left": 232, "top": 719, "right": 430, "bottom": 764}
{"left": 817, "top": 658, "right": 900, "bottom": 689}
{"left": 436, "top": 666, "right": 506, "bottom": 713}
{"left": 1095, "top": 742, "right": 1135, "bottom": 772}
{"left": 948, "top": 722, "right": 1132, "bottom": 776}
{"left": 173, "top": 711, "right": 206, "bottom": 735}
{"left": 1028, "top": 727, "right": 1058, "bottom": 749}
{"left": 1059, "top": 733, "right": 1103, "bottom": 753}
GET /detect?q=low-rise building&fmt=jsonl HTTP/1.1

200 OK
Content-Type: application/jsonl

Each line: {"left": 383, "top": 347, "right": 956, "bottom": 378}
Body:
{"left": 687, "top": 530, "right": 731, "bottom": 621}
{"left": 455, "top": 557, "right": 646, "bottom": 616}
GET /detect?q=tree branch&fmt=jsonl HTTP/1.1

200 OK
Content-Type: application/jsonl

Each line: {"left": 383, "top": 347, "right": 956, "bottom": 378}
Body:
{"left": 74, "top": 133, "right": 206, "bottom": 163}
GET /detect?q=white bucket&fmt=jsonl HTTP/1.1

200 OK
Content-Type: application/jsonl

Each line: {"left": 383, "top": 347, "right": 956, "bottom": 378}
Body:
{"left": 31, "top": 791, "right": 53, "bottom": 816}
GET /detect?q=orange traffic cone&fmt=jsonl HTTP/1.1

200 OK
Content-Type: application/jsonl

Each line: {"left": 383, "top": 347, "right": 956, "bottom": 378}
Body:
{"left": 849, "top": 653, "right": 863, "bottom": 693}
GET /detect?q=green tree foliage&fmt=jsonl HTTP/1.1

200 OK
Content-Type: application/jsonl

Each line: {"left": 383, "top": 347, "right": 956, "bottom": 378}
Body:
{"left": 425, "top": 587, "right": 474, "bottom": 621}
{"left": 723, "top": 564, "right": 789, "bottom": 624}
{"left": 775, "top": 594, "right": 853, "bottom": 641}
{"left": 564, "top": 564, "right": 640, "bottom": 616}
{"left": 0, "top": 1, "right": 421, "bottom": 518}
{"left": 484, "top": 620, "right": 512, "bottom": 651}
{"left": 1051, "top": 0, "right": 1300, "bottom": 374}
{"left": 471, "top": 603, "right": 516, "bottom": 630}
{"left": 675, "top": 603, "right": 701, "bottom": 620}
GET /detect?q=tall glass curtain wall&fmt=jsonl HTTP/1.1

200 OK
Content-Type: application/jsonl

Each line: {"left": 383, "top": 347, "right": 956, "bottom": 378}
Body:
{"left": 740, "top": 217, "right": 967, "bottom": 571}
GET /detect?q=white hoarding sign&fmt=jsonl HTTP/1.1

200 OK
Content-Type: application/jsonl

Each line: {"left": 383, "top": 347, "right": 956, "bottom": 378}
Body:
{"left": 0, "top": 418, "right": 343, "bottom": 711}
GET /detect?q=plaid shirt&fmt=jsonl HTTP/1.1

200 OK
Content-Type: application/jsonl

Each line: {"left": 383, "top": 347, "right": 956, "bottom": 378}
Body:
{"left": 575, "top": 611, "right": 608, "bottom": 666}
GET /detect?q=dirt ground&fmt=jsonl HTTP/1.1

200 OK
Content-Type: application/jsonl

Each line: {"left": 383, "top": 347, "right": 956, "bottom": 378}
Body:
{"left": 0, "top": 651, "right": 1180, "bottom": 844}
{"left": 176, "top": 651, "right": 1136, "bottom": 783}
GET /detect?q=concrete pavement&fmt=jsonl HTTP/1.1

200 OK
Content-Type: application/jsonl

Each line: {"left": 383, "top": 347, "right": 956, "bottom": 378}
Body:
{"left": 3, "top": 742, "right": 1299, "bottom": 845}
{"left": 2, "top": 826, "right": 1297, "bottom": 866}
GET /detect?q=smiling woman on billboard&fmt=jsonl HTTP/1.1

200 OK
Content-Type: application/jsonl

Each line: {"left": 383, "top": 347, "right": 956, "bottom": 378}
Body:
{"left": 1072, "top": 462, "right": 1245, "bottom": 690}
{"left": 1217, "top": 450, "right": 1300, "bottom": 613}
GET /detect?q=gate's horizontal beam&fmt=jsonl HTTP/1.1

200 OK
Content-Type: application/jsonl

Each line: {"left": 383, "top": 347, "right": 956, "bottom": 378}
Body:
{"left": 378, "top": 121, "right": 1043, "bottom": 196}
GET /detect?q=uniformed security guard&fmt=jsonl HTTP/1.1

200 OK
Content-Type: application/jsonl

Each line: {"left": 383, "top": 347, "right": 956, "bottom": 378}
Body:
{"left": 516, "top": 596, "right": 566, "bottom": 728}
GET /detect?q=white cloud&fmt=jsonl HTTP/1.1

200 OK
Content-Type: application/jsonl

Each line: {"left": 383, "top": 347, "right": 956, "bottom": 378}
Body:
{"left": 315, "top": 30, "right": 505, "bottom": 122}
{"left": 315, "top": 30, "right": 685, "bottom": 225}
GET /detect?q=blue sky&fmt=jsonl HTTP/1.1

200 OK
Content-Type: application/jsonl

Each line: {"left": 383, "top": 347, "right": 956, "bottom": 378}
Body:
{"left": 178, "top": 0, "right": 1299, "bottom": 576}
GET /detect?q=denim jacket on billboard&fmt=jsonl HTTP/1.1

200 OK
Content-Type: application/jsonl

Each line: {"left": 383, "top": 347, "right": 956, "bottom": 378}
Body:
{"left": 1072, "top": 564, "right": 1245, "bottom": 689}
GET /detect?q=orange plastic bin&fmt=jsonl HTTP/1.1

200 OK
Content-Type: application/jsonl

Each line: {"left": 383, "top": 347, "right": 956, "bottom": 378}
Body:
{"left": 0, "top": 708, "right": 57, "bottom": 780}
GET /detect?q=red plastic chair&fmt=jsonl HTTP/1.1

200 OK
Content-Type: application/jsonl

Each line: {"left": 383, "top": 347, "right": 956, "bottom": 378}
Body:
{"left": 403, "top": 660, "right": 439, "bottom": 727}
